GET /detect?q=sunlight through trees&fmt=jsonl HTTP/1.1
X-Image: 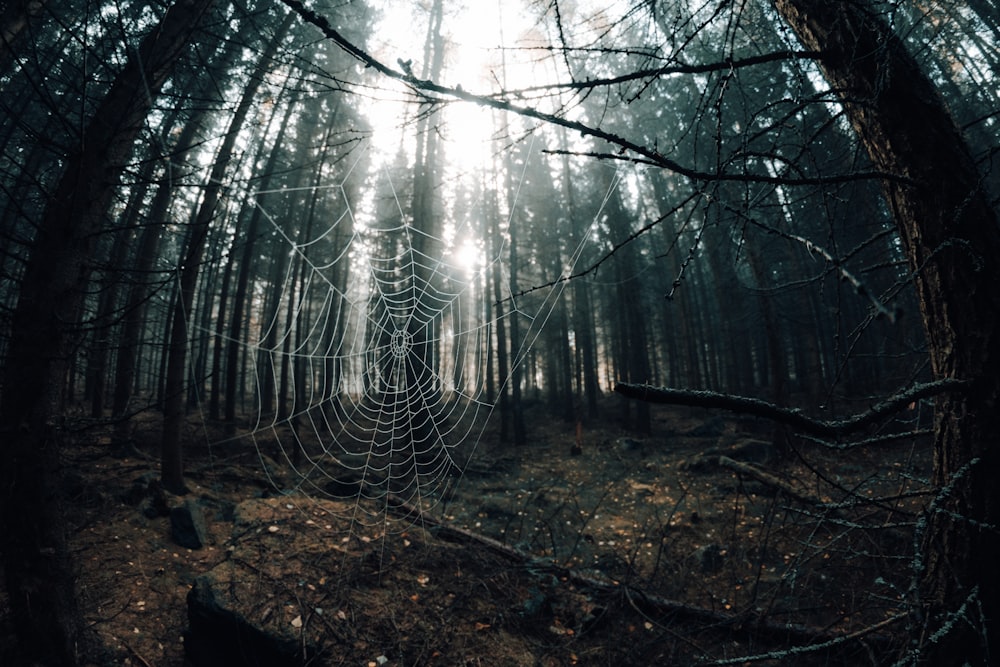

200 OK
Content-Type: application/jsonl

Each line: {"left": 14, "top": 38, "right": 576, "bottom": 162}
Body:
{"left": 1, "top": 0, "right": 998, "bottom": 664}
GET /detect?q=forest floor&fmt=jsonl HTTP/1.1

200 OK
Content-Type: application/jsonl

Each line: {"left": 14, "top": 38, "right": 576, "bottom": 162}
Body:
{"left": 3, "top": 398, "right": 932, "bottom": 666}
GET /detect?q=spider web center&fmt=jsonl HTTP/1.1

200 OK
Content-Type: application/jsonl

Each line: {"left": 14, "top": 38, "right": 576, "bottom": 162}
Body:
{"left": 390, "top": 328, "right": 414, "bottom": 359}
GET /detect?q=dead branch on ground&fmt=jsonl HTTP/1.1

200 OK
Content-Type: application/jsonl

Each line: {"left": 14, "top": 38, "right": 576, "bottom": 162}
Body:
{"left": 614, "top": 379, "right": 964, "bottom": 438}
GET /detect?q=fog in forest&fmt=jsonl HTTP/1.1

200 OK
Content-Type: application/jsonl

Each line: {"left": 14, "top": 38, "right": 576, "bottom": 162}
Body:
{"left": 1, "top": 1, "right": 999, "bottom": 665}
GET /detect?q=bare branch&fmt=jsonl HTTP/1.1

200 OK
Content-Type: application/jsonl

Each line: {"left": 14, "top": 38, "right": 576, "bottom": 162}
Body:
{"left": 279, "top": 0, "right": 909, "bottom": 188}
{"left": 800, "top": 428, "right": 934, "bottom": 450}
{"left": 714, "top": 455, "right": 824, "bottom": 505}
{"left": 388, "top": 491, "right": 894, "bottom": 654}
{"left": 614, "top": 379, "right": 966, "bottom": 437}
{"left": 752, "top": 219, "right": 901, "bottom": 322}
{"left": 505, "top": 191, "right": 701, "bottom": 301}
{"left": 512, "top": 50, "right": 826, "bottom": 95}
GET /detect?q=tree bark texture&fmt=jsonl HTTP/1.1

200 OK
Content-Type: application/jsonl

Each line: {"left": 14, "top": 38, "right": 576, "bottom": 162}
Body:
{"left": 772, "top": 1, "right": 1000, "bottom": 663}
{"left": 0, "top": 1, "right": 215, "bottom": 663}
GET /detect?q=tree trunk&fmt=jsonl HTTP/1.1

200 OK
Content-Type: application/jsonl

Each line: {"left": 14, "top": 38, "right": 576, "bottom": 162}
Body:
{"left": 224, "top": 93, "right": 295, "bottom": 430}
{"left": 773, "top": 1, "right": 1000, "bottom": 662}
{"left": 161, "top": 10, "right": 293, "bottom": 491}
{"left": 604, "top": 174, "right": 651, "bottom": 433}
{"left": 506, "top": 214, "right": 527, "bottom": 445}
{"left": 0, "top": 1, "right": 214, "bottom": 663}
{"left": 560, "top": 145, "right": 600, "bottom": 419}
{"left": 209, "top": 228, "right": 237, "bottom": 420}
{"left": 85, "top": 197, "right": 141, "bottom": 418}
{"left": 111, "top": 98, "right": 217, "bottom": 440}
{"left": 488, "top": 188, "right": 511, "bottom": 442}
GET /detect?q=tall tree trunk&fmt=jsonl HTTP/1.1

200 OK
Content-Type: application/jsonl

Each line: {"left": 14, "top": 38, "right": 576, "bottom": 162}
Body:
{"left": 254, "top": 232, "right": 291, "bottom": 418}
{"left": 773, "top": 2, "right": 1000, "bottom": 662}
{"left": 0, "top": 2, "right": 214, "bottom": 663}
{"left": 85, "top": 191, "right": 144, "bottom": 417}
{"left": 223, "top": 92, "right": 296, "bottom": 431}
{"left": 161, "top": 11, "right": 293, "bottom": 492}
{"left": 560, "top": 151, "right": 600, "bottom": 419}
{"left": 112, "top": 95, "right": 219, "bottom": 441}
{"left": 401, "top": 0, "right": 447, "bottom": 458}
{"left": 488, "top": 187, "right": 511, "bottom": 442}
{"left": 506, "top": 214, "right": 527, "bottom": 445}
{"left": 573, "top": 277, "right": 599, "bottom": 416}
{"left": 209, "top": 227, "right": 237, "bottom": 420}
{"left": 604, "top": 176, "right": 651, "bottom": 433}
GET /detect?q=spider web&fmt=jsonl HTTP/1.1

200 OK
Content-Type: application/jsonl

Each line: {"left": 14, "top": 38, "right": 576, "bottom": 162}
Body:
{"left": 191, "top": 132, "right": 611, "bottom": 530}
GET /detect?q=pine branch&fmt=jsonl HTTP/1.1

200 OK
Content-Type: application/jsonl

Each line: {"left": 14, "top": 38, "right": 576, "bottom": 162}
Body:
{"left": 614, "top": 379, "right": 966, "bottom": 437}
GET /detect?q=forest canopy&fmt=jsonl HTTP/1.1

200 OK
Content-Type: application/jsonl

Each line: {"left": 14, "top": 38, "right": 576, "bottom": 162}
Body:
{"left": 1, "top": 0, "right": 998, "bottom": 665}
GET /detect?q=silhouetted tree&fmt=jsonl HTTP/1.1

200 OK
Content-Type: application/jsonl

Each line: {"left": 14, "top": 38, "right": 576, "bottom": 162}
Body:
{"left": 0, "top": 1, "right": 216, "bottom": 661}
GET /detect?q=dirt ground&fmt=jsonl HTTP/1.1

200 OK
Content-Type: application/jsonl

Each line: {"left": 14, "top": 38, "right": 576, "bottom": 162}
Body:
{"left": 3, "top": 398, "right": 931, "bottom": 665}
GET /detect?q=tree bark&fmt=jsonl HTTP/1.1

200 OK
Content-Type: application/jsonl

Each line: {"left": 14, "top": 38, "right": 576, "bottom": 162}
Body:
{"left": 161, "top": 10, "right": 293, "bottom": 492}
{"left": 224, "top": 94, "right": 295, "bottom": 430}
{"left": 0, "top": 1, "right": 214, "bottom": 663}
{"left": 772, "top": 1, "right": 1000, "bottom": 662}
{"left": 488, "top": 186, "right": 512, "bottom": 442}
{"left": 86, "top": 170, "right": 156, "bottom": 418}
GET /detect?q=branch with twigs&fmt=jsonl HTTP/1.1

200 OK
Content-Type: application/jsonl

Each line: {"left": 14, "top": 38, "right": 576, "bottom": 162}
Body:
{"left": 278, "top": 0, "right": 908, "bottom": 188}
{"left": 614, "top": 379, "right": 964, "bottom": 438}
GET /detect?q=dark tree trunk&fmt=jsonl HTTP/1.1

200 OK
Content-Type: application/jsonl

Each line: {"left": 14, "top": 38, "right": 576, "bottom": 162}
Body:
{"left": 86, "top": 193, "right": 144, "bottom": 418}
{"left": 209, "top": 230, "right": 236, "bottom": 421}
{"left": 506, "top": 220, "right": 527, "bottom": 445}
{"left": 393, "top": 0, "right": 448, "bottom": 462}
{"left": 774, "top": 1, "right": 1000, "bottom": 662}
{"left": 224, "top": 95, "right": 296, "bottom": 430}
{"left": 560, "top": 147, "right": 600, "bottom": 419}
{"left": 573, "top": 277, "right": 599, "bottom": 418}
{"left": 0, "top": 1, "right": 214, "bottom": 663}
{"left": 161, "top": 11, "right": 293, "bottom": 491}
{"left": 112, "top": 103, "right": 213, "bottom": 440}
{"left": 488, "top": 192, "right": 511, "bottom": 442}
{"left": 604, "top": 177, "right": 651, "bottom": 433}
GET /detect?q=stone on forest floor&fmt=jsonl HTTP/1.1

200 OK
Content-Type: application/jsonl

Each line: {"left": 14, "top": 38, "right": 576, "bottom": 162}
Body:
{"left": 691, "top": 544, "right": 727, "bottom": 573}
{"left": 185, "top": 576, "right": 304, "bottom": 667}
{"left": 617, "top": 437, "right": 645, "bottom": 455}
{"left": 170, "top": 498, "right": 208, "bottom": 549}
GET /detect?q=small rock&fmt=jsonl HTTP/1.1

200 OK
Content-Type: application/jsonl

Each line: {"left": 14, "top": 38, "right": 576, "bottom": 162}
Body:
{"left": 617, "top": 438, "right": 645, "bottom": 455}
{"left": 185, "top": 577, "right": 304, "bottom": 667}
{"left": 170, "top": 498, "right": 208, "bottom": 549}
{"left": 140, "top": 493, "right": 170, "bottom": 519}
{"left": 691, "top": 544, "right": 726, "bottom": 573}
